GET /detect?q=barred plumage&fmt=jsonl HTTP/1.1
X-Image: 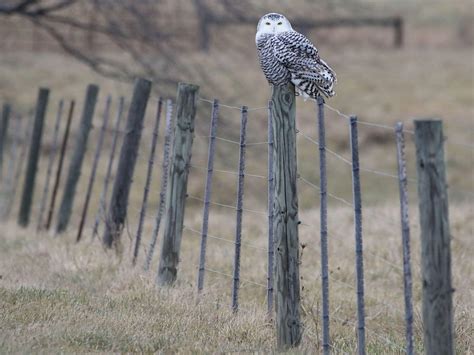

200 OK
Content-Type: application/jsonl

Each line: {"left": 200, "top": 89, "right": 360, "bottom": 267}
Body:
{"left": 256, "top": 13, "right": 337, "bottom": 99}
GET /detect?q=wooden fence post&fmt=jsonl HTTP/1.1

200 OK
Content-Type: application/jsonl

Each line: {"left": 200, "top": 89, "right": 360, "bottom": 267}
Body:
{"left": 414, "top": 119, "right": 453, "bottom": 355}
{"left": 37, "top": 99, "right": 64, "bottom": 232}
{"left": 231, "top": 105, "right": 248, "bottom": 312}
{"left": 103, "top": 78, "right": 151, "bottom": 249}
{"left": 18, "top": 88, "right": 49, "bottom": 227}
{"left": 76, "top": 95, "right": 111, "bottom": 242}
{"left": 132, "top": 97, "right": 163, "bottom": 264}
{"left": 91, "top": 97, "right": 125, "bottom": 238}
{"left": 0, "top": 114, "right": 24, "bottom": 220}
{"left": 45, "top": 101, "right": 75, "bottom": 230}
{"left": 157, "top": 83, "right": 199, "bottom": 286}
{"left": 317, "top": 96, "right": 330, "bottom": 354}
{"left": 394, "top": 16, "right": 404, "bottom": 48}
{"left": 1, "top": 114, "right": 33, "bottom": 221}
{"left": 56, "top": 85, "right": 99, "bottom": 233}
{"left": 267, "top": 100, "right": 275, "bottom": 315}
{"left": 144, "top": 99, "right": 174, "bottom": 271}
{"left": 349, "top": 116, "right": 366, "bottom": 355}
{"left": 272, "top": 83, "right": 301, "bottom": 349}
{"left": 197, "top": 99, "right": 219, "bottom": 291}
{"left": 0, "top": 103, "right": 11, "bottom": 179}
{"left": 395, "top": 122, "right": 414, "bottom": 355}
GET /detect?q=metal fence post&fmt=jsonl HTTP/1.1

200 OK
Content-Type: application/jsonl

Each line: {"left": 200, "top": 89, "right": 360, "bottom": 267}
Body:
{"left": 103, "top": 78, "right": 151, "bottom": 249}
{"left": 56, "top": 84, "right": 99, "bottom": 233}
{"left": 395, "top": 122, "right": 414, "bottom": 355}
{"left": 91, "top": 97, "right": 125, "bottom": 238}
{"left": 414, "top": 119, "right": 453, "bottom": 355}
{"left": 36, "top": 99, "right": 64, "bottom": 232}
{"left": 231, "top": 105, "right": 248, "bottom": 312}
{"left": 197, "top": 99, "right": 219, "bottom": 292}
{"left": 272, "top": 83, "right": 301, "bottom": 349}
{"left": 76, "top": 95, "right": 112, "bottom": 242}
{"left": 157, "top": 83, "right": 199, "bottom": 286}
{"left": 132, "top": 97, "right": 163, "bottom": 264}
{"left": 0, "top": 103, "right": 11, "bottom": 179}
{"left": 45, "top": 100, "right": 75, "bottom": 230}
{"left": 349, "top": 115, "right": 366, "bottom": 355}
{"left": 317, "top": 96, "right": 330, "bottom": 354}
{"left": 18, "top": 88, "right": 49, "bottom": 227}
{"left": 144, "top": 99, "right": 173, "bottom": 271}
{"left": 0, "top": 114, "right": 24, "bottom": 220}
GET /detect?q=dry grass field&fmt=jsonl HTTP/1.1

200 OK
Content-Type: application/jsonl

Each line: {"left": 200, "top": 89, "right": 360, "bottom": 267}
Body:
{"left": 0, "top": 201, "right": 473, "bottom": 353}
{"left": 1, "top": 0, "right": 473, "bottom": 352}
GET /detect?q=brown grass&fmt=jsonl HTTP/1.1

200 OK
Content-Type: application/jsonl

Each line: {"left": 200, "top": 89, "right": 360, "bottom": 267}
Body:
{"left": 1, "top": 199, "right": 472, "bottom": 353}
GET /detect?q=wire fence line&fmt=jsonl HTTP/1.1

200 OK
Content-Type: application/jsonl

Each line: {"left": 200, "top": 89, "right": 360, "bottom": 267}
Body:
{"left": 298, "top": 130, "right": 418, "bottom": 182}
{"left": 187, "top": 194, "right": 267, "bottom": 216}
{"left": 183, "top": 225, "right": 267, "bottom": 252}
{"left": 198, "top": 97, "right": 267, "bottom": 112}
{"left": 200, "top": 266, "right": 267, "bottom": 289}
{"left": 194, "top": 134, "right": 269, "bottom": 147}
{"left": 4, "top": 84, "right": 467, "bottom": 353}
{"left": 189, "top": 164, "right": 266, "bottom": 180}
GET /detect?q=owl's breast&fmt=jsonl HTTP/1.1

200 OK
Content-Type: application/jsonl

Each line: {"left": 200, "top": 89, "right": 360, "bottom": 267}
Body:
{"left": 257, "top": 39, "right": 290, "bottom": 86}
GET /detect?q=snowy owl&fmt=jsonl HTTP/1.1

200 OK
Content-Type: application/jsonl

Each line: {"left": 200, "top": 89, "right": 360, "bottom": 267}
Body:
{"left": 256, "top": 13, "right": 336, "bottom": 99}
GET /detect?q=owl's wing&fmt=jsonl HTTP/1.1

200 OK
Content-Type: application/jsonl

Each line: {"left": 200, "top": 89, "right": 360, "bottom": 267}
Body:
{"left": 272, "top": 31, "right": 319, "bottom": 65}
{"left": 272, "top": 31, "right": 337, "bottom": 98}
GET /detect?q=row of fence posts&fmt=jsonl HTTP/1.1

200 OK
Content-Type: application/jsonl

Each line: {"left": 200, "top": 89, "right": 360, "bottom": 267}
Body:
{"left": 0, "top": 78, "right": 454, "bottom": 354}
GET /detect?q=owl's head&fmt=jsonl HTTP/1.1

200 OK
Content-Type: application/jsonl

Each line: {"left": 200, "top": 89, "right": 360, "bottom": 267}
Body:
{"left": 256, "top": 13, "right": 293, "bottom": 43}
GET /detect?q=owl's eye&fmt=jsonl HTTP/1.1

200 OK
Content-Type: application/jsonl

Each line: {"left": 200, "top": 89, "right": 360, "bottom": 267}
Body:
{"left": 277, "top": 22, "right": 283, "bottom": 25}
{"left": 265, "top": 22, "right": 271, "bottom": 25}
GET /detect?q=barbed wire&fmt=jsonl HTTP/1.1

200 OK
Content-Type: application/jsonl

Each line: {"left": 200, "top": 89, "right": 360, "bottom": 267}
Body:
{"left": 183, "top": 225, "right": 266, "bottom": 252}
{"left": 198, "top": 97, "right": 267, "bottom": 112}
{"left": 446, "top": 140, "right": 474, "bottom": 149}
{"left": 189, "top": 164, "right": 266, "bottom": 179}
{"left": 187, "top": 194, "right": 267, "bottom": 215}
{"left": 300, "top": 221, "right": 404, "bottom": 273}
{"left": 200, "top": 266, "right": 267, "bottom": 288}
{"left": 194, "top": 134, "right": 269, "bottom": 147}
{"left": 297, "top": 130, "right": 417, "bottom": 182}
{"left": 449, "top": 187, "right": 474, "bottom": 197}
{"left": 298, "top": 175, "right": 353, "bottom": 207}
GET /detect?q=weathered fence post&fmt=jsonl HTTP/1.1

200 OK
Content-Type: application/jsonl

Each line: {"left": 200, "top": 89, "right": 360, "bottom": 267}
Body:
{"left": 414, "top": 119, "right": 453, "bottom": 355}
{"left": 349, "top": 115, "right": 366, "bottom": 355}
{"left": 103, "top": 78, "right": 151, "bottom": 249}
{"left": 144, "top": 99, "right": 173, "bottom": 271}
{"left": 45, "top": 101, "right": 75, "bottom": 230}
{"left": 36, "top": 99, "right": 64, "bottom": 232}
{"left": 2, "top": 114, "right": 33, "bottom": 221}
{"left": 394, "top": 16, "right": 404, "bottom": 48}
{"left": 272, "top": 83, "right": 301, "bottom": 349}
{"left": 197, "top": 99, "right": 219, "bottom": 291}
{"left": 56, "top": 84, "right": 99, "bottom": 233}
{"left": 317, "top": 96, "right": 330, "bottom": 355}
{"left": 91, "top": 97, "right": 125, "bottom": 238}
{"left": 18, "top": 88, "right": 49, "bottom": 227}
{"left": 267, "top": 100, "right": 275, "bottom": 316}
{"left": 76, "top": 95, "right": 111, "bottom": 242}
{"left": 231, "top": 105, "right": 248, "bottom": 312}
{"left": 132, "top": 97, "right": 163, "bottom": 264}
{"left": 395, "top": 122, "right": 414, "bottom": 355}
{"left": 0, "top": 103, "right": 11, "bottom": 179}
{"left": 157, "top": 83, "right": 199, "bottom": 286}
{"left": 0, "top": 114, "right": 24, "bottom": 220}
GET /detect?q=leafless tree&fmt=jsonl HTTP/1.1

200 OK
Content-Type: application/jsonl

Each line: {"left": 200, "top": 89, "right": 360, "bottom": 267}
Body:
{"left": 0, "top": 0, "right": 264, "bottom": 91}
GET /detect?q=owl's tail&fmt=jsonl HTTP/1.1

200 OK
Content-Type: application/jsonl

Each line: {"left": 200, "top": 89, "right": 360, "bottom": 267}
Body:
{"left": 291, "top": 59, "right": 337, "bottom": 99}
